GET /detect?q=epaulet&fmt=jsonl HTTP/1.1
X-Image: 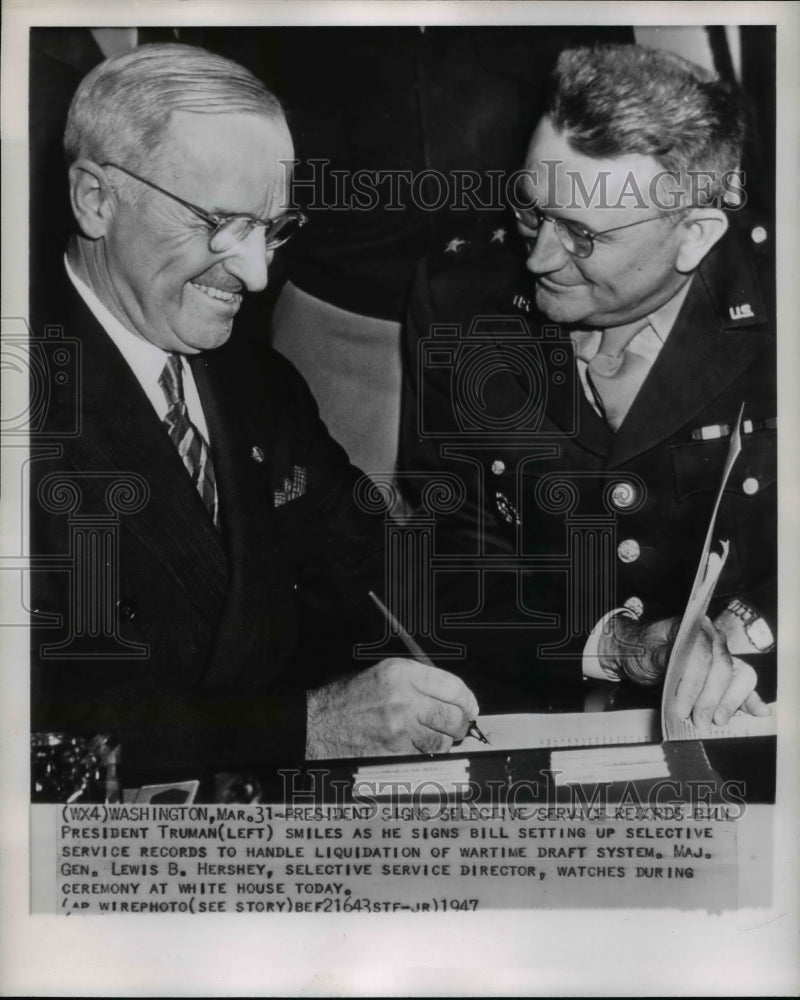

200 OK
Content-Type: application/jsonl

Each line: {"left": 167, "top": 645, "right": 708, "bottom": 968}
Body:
{"left": 728, "top": 209, "right": 773, "bottom": 259}
{"left": 700, "top": 210, "right": 774, "bottom": 333}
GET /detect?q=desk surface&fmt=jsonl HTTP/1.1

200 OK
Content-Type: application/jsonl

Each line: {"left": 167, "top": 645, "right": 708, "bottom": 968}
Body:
{"left": 301, "top": 735, "right": 776, "bottom": 806}
{"left": 296, "top": 660, "right": 778, "bottom": 807}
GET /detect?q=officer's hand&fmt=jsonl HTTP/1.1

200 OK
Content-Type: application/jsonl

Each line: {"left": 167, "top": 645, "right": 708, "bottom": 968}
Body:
{"left": 305, "top": 658, "right": 479, "bottom": 759}
{"left": 671, "top": 618, "right": 770, "bottom": 729}
{"left": 599, "top": 614, "right": 770, "bottom": 729}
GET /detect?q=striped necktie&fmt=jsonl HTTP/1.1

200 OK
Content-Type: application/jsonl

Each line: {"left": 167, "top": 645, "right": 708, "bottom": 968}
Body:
{"left": 159, "top": 354, "right": 219, "bottom": 526}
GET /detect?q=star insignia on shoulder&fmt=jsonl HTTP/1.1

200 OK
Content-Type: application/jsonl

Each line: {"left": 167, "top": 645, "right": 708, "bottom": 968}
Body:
{"left": 445, "top": 237, "right": 467, "bottom": 254}
{"left": 490, "top": 228, "right": 506, "bottom": 243}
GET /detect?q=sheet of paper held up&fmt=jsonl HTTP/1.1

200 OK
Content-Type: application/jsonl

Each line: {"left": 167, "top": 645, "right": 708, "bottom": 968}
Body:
{"left": 660, "top": 403, "right": 756, "bottom": 741}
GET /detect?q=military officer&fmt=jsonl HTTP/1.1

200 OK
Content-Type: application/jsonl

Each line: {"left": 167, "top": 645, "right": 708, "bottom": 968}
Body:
{"left": 399, "top": 44, "right": 776, "bottom": 728}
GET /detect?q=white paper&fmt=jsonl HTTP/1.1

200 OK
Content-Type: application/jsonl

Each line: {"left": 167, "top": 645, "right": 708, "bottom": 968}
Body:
{"left": 452, "top": 707, "right": 661, "bottom": 752}
{"left": 551, "top": 744, "right": 670, "bottom": 784}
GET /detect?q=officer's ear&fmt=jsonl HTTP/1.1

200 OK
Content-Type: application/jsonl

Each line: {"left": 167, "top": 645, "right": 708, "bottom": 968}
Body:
{"left": 674, "top": 208, "right": 728, "bottom": 273}
{"left": 68, "top": 160, "right": 117, "bottom": 239}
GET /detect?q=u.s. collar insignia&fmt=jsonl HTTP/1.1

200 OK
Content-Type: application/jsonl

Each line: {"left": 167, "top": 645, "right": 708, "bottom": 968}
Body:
{"left": 729, "top": 303, "right": 754, "bottom": 321}
{"left": 495, "top": 491, "right": 521, "bottom": 526}
{"left": 274, "top": 465, "right": 307, "bottom": 507}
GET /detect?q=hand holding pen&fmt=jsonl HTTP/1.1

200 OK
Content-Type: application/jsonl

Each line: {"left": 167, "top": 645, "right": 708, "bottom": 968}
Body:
{"left": 368, "top": 591, "right": 490, "bottom": 747}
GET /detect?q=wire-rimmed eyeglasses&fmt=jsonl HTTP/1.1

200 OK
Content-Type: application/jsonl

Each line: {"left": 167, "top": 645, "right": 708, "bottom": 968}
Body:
{"left": 101, "top": 162, "right": 308, "bottom": 253}
{"left": 512, "top": 203, "right": 682, "bottom": 260}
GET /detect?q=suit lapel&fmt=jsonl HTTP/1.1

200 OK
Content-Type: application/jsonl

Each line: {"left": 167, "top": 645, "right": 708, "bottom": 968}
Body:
{"left": 51, "top": 285, "right": 229, "bottom": 625}
{"left": 190, "top": 339, "right": 278, "bottom": 687}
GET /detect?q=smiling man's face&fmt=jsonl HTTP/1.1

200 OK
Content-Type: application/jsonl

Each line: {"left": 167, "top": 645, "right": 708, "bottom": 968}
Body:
{"left": 96, "top": 110, "right": 293, "bottom": 353}
{"left": 519, "top": 116, "right": 692, "bottom": 329}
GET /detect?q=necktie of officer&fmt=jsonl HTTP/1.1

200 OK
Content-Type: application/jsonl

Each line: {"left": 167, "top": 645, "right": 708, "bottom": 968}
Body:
{"left": 581, "top": 320, "right": 652, "bottom": 431}
{"left": 159, "top": 354, "right": 219, "bottom": 526}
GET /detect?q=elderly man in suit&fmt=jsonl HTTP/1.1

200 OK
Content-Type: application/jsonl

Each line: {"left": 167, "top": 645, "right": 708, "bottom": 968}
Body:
{"left": 400, "top": 45, "right": 775, "bottom": 727}
{"left": 30, "top": 43, "right": 479, "bottom": 798}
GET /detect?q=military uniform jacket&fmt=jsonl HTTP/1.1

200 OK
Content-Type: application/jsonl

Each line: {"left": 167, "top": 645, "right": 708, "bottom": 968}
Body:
{"left": 30, "top": 275, "right": 387, "bottom": 785}
{"left": 399, "top": 218, "right": 776, "bottom": 709}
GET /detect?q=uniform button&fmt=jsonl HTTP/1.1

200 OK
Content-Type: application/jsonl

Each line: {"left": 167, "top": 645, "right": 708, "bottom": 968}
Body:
{"left": 742, "top": 477, "right": 759, "bottom": 495}
{"left": 623, "top": 596, "right": 644, "bottom": 618}
{"left": 750, "top": 226, "right": 768, "bottom": 245}
{"left": 251, "top": 445, "right": 265, "bottom": 463}
{"left": 117, "top": 599, "right": 138, "bottom": 621}
{"left": 491, "top": 459, "right": 506, "bottom": 476}
{"left": 610, "top": 481, "right": 637, "bottom": 510}
{"left": 617, "top": 539, "right": 640, "bottom": 563}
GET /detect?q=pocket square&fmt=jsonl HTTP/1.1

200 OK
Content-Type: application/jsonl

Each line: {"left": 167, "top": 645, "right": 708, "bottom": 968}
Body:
{"left": 274, "top": 465, "right": 307, "bottom": 507}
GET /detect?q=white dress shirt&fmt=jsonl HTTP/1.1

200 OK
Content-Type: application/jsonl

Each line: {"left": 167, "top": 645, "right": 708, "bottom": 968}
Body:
{"left": 64, "top": 256, "right": 213, "bottom": 447}
{"left": 570, "top": 278, "right": 693, "bottom": 424}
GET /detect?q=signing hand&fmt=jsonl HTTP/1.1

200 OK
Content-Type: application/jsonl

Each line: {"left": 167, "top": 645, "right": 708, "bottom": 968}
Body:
{"left": 305, "top": 658, "right": 479, "bottom": 759}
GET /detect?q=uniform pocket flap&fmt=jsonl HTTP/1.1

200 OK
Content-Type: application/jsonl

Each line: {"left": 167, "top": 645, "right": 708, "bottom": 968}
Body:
{"left": 671, "top": 430, "right": 776, "bottom": 501}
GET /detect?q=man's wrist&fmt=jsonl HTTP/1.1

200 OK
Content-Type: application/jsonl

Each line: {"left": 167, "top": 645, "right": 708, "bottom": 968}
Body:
{"left": 584, "top": 608, "right": 638, "bottom": 681}
{"left": 599, "top": 615, "right": 679, "bottom": 687}
{"left": 718, "top": 599, "right": 775, "bottom": 653}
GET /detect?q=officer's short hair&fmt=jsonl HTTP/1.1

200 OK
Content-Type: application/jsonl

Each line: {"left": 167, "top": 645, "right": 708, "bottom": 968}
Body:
{"left": 65, "top": 43, "right": 284, "bottom": 173}
{"left": 547, "top": 44, "right": 745, "bottom": 206}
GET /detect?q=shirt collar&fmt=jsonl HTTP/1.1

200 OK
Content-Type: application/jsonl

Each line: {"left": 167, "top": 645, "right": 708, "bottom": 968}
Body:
{"left": 570, "top": 275, "right": 694, "bottom": 361}
{"left": 646, "top": 276, "right": 693, "bottom": 342}
{"left": 64, "top": 253, "right": 172, "bottom": 398}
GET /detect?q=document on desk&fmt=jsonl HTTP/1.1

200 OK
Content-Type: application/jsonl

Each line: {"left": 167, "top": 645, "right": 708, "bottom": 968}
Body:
{"left": 452, "top": 707, "right": 660, "bottom": 752}
{"left": 454, "top": 702, "right": 776, "bottom": 755}
{"left": 351, "top": 703, "right": 776, "bottom": 793}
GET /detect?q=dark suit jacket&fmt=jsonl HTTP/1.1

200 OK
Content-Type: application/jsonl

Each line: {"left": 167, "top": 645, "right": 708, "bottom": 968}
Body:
{"left": 399, "top": 215, "right": 776, "bottom": 710}
{"left": 30, "top": 271, "right": 387, "bottom": 787}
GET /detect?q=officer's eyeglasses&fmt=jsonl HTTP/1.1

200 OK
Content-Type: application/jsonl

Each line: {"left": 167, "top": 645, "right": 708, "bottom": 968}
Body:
{"left": 101, "top": 162, "right": 308, "bottom": 253}
{"left": 512, "top": 203, "right": 678, "bottom": 260}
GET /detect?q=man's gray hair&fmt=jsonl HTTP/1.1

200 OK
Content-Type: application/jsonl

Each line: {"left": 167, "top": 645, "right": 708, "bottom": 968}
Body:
{"left": 65, "top": 43, "right": 284, "bottom": 170}
{"left": 547, "top": 45, "right": 746, "bottom": 206}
